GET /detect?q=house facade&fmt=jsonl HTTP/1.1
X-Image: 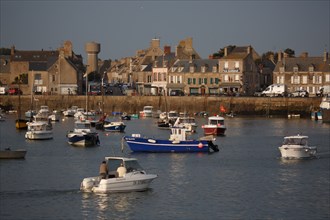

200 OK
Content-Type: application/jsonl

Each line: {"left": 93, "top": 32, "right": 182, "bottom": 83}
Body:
{"left": 273, "top": 51, "right": 330, "bottom": 95}
{"left": 5, "top": 41, "right": 84, "bottom": 95}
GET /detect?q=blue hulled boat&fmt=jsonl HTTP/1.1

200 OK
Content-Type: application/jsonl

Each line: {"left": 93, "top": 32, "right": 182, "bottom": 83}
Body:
{"left": 123, "top": 127, "right": 219, "bottom": 153}
{"left": 103, "top": 120, "right": 126, "bottom": 132}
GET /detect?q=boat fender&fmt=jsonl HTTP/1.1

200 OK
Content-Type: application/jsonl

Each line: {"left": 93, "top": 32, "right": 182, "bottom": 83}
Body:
{"left": 148, "top": 139, "right": 156, "bottom": 143}
{"left": 198, "top": 142, "right": 203, "bottom": 148}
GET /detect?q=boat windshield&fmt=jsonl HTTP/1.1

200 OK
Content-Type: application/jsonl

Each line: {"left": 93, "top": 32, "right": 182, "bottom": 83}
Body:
{"left": 107, "top": 159, "right": 143, "bottom": 173}
{"left": 283, "top": 138, "right": 308, "bottom": 145}
{"left": 210, "top": 120, "right": 224, "bottom": 125}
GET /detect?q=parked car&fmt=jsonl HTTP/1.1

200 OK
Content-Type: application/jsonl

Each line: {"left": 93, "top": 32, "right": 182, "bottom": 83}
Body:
{"left": 170, "top": 90, "right": 185, "bottom": 96}
{"left": 8, "top": 87, "right": 22, "bottom": 95}
{"left": 289, "top": 90, "right": 309, "bottom": 97}
{"left": 0, "top": 86, "right": 8, "bottom": 95}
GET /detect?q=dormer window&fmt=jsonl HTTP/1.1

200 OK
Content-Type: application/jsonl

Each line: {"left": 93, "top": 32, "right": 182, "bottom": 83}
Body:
{"left": 309, "top": 66, "right": 314, "bottom": 72}
{"left": 293, "top": 66, "right": 298, "bottom": 72}
{"left": 171, "top": 67, "right": 177, "bottom": 72}
{"left": 201, "top": 66, "right": 206, "bottom": 73}
{"left": 190, "top": 65, "right": 195, "bottom": 73}
{"left": 280, "top": 67, "right": 285, "bottom": 73}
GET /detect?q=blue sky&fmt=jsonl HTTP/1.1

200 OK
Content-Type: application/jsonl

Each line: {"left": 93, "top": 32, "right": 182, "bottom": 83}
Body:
{"left": 1, "top": 0, "right": 329, "bottom": 61}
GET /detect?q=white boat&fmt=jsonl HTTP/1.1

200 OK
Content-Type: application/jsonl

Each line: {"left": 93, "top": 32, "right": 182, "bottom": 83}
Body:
{"left": 80, "top": 157, "right": 158, "bottom": 193}
{"left": 63, "top": 106, "right": 78, "bottom": 117}
{"left": 25, "top": 120, "right": 53, "bottom": 140}
{"left": 319, "top": 96, "right": 330, "bottom": 123}
{"left": 67, "top": 120, "right": 100, "bottom": 147}
{"left": 48, "top": 110, "right": 61, "bottom": 121}
{"left": 140, "top": 106, "right": 153, "bottom": 117}
{"left": 38, "top": 105, "right": 50, "bottom": 115}
{"left": 172, "top": 116, "right": 197, "bottom": 132}
{"left": 278, "top": 134, "right": 317, "bottom": 159}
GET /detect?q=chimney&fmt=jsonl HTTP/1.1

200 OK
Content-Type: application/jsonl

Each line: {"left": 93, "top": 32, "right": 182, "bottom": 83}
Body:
{"left": 324, "top": 50, "right": 328, "bottom": 62}
{"left": 164, "top": 45, "right": 171, "bottom": 55}
{"left": 278, "top": 51, "right": 282, "bottom": 62}
{"left": 224, "top": 47, "right": 228, "bottom": 57}
{"left": 300, "top": 52, "right": 308, "bottom": 58}
{"left": 247, "top": 45, "right": 251, "bottom": 54}
{"left": 151, "top": 38, "right": 160, "bottom": 48}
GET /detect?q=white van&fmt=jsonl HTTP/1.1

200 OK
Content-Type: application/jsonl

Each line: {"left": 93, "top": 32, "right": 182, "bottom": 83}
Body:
{"left": 261, "top": 84, "right": 287, "bottom": 97}
{"left": 0, "top": 86, "right": 8, "bottom": 95}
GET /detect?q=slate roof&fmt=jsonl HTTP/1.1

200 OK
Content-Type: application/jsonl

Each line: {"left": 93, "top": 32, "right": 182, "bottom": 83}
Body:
{"left": 11, "top": 50, "right": 59, "bottom": 62}
{"left": 170, "top": 59, "right": 218, "bottom": 73}
{"left": 274, "top": 57, "right": 330, "bottom": 72}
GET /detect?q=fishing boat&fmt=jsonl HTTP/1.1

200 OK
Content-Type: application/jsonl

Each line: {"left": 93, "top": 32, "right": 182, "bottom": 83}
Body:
{"left": 80, "top": 156, "right": 158, "bottom": 193}
{"left": 278, "top": 134, "right": 317, "bottom": 159}
{"left": 202, "top": 115, "right": 226, "bottom": 136}
{"left": 0, "top": 148, "right": 27, "bottom": 159}
{"left": 63, "top": 106, "right": 78, "bottom": 117}
{"left": 67, "top": 120, "right": 100, "bottom": 147}
{"left": 123, "top": 127, "right": 219, "bottom": 153}
{"left": 103, "top": 120, "right": 126, "bottom": 132}
{"left": 25, "top": 120, "right": 53, "bottom": 140}
{"left": 139, "top": 106, "right": 153, "bottom": 117}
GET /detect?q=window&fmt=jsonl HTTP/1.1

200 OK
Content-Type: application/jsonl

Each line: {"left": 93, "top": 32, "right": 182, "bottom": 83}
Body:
{"left": 302, "top": 76, "right": 307, "bottom": 84}
{"left": 188, "top": 78, "right": 191, "bottom": 84}
{"left": 215, "top": 78, "right": 219, "bottom": 84}
{"left": 34, "top": 73, "right": 42, "bottom": 85}
{"left": 309, "top": 66, "right": 314, "bottom": 72}
{"left": 224, "top": 62, "right": 228, "bottom": 69}
{"left": 235, "top": 75, "right": 240, "bottom": 81}
{"left": 210, "top": 78, "right": 214, "bottom": 84}
{"left": 325, "top": 74, "right": 330, "bottom": 82}
{"left": 276, "top": 76, "right": 284, "bottom": 84}
{"left": 204, "top": 78, "right": 207, "bottom": 84}
{"left": 280, "top": 67, "right": 285, "bottom": 73}
{"left": 201, "top": 66, "right": 206, "bottom": 73}
{"left": 212, "top": 65, "right": 218, "bottom": 73}
{"left": 313, "top": 75, "right": 322, "bottom": 84}
{"left": 224, "top": 75, "right": 229, "bottom": 82}
{"left": 291, "top": 75, "right": 300, "bottom": 84}
{"left": 147, "top": 75, "right": 152, "bottom": 83}
{"left": 198, "top": 78, "right": 202, "bottom": 84}
{"left": 193, "top": 78, "right": 196, "bottom": 85}
{"left": 235, "top": 61, "right": 239, "bottom": 69}
{"left": 293, "top": 66, "right": 298, "bottom": 72}
{"left": 190, "top": 66, "right": 194, "bottom": 73}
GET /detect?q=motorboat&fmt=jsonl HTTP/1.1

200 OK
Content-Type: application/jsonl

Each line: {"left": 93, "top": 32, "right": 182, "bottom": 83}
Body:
{"left": 139, "top": 106, "right": 153, "bottom": 117}
{"left": 63, "top": 106, "right": 78, "bottom": 117}
{"left": 124, "top": 127, "right": 219, "bottom": 153}
{"left": 103, "top": 120, "right": 126, "bottom": 132}
{"left": 167, "top": 110, "right": 179, "bottom": 122}
{"left": 172, "top": 116, "right": 197, "bottom": 133}
{"left": 38, "top": 105, "right": 50, "bottom": 115}
{"left": 278, "top": 134, "right": 317, "bottom": 159}
{"left": 15, "top": 118, "right": 29, "bottom": 129}
{"left": 202, "top": 115, "right": 226, "bottom": 136}
{"left": 121, "top": 112, "right": 131, "bottom": 120}
{"left": 25, "top": 110, "right": 37, "bottom": 118}
{"left": 67, "top": 120, "right": 100, "bottom": 147}
{"left": 0, "top": 148, "right": 27, "bottom": 159}
{"left": 25, "top": 120, "right": 53, "bottom": 140}
{"left": 80, "top": 156, "right": 158, "bottom": 193}
{"left": 48, "top": 110, "right": 61, "bottom": 121}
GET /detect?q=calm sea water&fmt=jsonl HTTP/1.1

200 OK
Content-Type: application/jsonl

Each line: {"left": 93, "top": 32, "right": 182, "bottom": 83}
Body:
{"left": 0, "top": 114, "right": 329, "bottom": 220}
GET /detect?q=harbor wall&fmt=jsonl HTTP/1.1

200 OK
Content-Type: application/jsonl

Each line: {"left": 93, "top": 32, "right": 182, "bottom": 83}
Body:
{"left": 0, "top": 95, "right": 322, "bottom": 117}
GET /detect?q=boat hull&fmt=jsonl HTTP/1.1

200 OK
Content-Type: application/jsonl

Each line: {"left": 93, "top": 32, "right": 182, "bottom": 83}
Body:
{"left": 104, "top": 124, "right": 126, "bottom": 132}
{"left": 67, "top": 132, "right": 99, "bottom": 147}
{"left": 203, "top": 126, "right": 226, "bottom": 136}
{"left": 124, "top": 136, "right": 211, "bottom": 152}
{"left": 15, "top": 119, "right": 28, "bottom": 129}
{"left": 81, "top": 173, "right": 158, "bottom": 193}
{"left": 0, "top": 149, "right": 27, "bottom": 159}
{"left": 278, "top": 146, "right": 317, "bottom": 159}
{"left": 25, "top": 131, "right": 53, "bottom": 140}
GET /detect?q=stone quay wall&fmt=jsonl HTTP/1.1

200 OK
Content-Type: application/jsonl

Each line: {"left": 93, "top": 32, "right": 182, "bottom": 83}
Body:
{"left": 0, "top": 95, "right": 322, "bottom": 117}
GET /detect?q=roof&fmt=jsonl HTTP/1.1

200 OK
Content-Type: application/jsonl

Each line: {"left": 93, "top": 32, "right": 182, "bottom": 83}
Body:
{"left": 11, "top": 50, "right": 59, "bottom": 62}
{"left": 274, "top": 57, "right": 330, "bottom": 72}
{"left": 170, "top": 59, "right": 218, "bottom": 73}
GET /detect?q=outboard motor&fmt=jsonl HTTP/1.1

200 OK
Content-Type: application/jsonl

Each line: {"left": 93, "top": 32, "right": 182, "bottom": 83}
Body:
{"left": 208, "top": 141, "right": 219, "bottom": 152}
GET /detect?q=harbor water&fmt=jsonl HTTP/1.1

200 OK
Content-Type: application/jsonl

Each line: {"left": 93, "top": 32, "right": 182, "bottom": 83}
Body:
{"left": 0, "top": 114, "right": 329, "bottom": 220}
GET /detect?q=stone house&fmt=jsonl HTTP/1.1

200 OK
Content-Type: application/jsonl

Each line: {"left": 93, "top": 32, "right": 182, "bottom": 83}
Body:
{"left": 6, "top": 41, "right": 85, "bottom": 95}
{"left": 169, "top": 58, "right": 219, "bottom": 95}
{"left": 218, "top": 46, "right": 260, "bottom": 95}
{"left": 273, "top": 51, "right": 330, "bottom": 95}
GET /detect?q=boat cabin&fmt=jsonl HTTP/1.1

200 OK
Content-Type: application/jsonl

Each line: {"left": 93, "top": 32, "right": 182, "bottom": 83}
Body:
{"left": 283, "top": 135, "right": 308, "bottom": 145}
{"left": 208, "top": 116, "right": 225, "bottom": 126}
{"left": 169, "top": 127, "right": 189, "bottom": 142}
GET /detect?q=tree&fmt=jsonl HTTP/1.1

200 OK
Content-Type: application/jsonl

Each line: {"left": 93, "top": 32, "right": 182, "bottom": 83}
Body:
{"left": 284, "top": 48, "right": 295, "bottom": 57}
{"left": 212, "top": 45, "right": 236, "bottom": 58}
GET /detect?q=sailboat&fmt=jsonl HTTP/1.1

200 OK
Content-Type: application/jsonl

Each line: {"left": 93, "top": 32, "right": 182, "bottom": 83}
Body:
{"left": 15, "top": 79, "right": 28, "bottom": 129}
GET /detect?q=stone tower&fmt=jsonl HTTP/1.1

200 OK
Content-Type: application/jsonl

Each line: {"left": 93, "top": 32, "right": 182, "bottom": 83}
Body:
{"left": 85, "top": 42, "right": 101, "bottom": 74}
